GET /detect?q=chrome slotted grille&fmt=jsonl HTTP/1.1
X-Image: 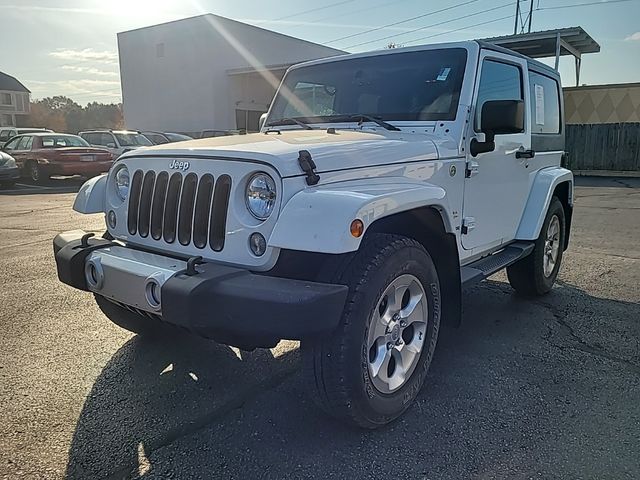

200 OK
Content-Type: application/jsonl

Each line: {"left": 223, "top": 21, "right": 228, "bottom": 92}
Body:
{"left": 127, "top": 170, "right": 232, "bottom": 252}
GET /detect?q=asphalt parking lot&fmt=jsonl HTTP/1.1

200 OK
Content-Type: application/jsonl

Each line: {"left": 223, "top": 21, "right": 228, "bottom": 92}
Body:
{"left": 0, "top": 176, "right": 639, "bottom": 480}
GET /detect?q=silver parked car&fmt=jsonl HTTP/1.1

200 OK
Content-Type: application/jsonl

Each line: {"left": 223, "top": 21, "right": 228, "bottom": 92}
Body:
{"left": 78, "top": 129, "right": 153, "bottom": 159}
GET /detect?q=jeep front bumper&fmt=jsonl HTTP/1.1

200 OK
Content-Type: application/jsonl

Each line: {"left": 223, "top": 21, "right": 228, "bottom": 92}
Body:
{"left": 53, "top": 230, "right": 348, "bottom": 345}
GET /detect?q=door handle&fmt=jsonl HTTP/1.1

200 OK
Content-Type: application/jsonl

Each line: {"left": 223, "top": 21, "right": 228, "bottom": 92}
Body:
{"left": 516, "top": 148, "right": 535, "bottom": 159}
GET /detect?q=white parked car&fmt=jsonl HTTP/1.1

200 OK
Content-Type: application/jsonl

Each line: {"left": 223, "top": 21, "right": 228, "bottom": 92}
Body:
{"left": 78, "top": 129, "right": 153, "bottom": 158}
{"left": 54, "top": 41, "right": 573, "bottom": 428}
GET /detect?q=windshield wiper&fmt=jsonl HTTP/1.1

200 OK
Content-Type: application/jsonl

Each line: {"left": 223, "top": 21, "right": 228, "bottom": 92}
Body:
{"left": 327, "top": 114, "right": 401, "bottom": 131}
{"left": 266, "top": 117, "right": 314, "bottom": 130}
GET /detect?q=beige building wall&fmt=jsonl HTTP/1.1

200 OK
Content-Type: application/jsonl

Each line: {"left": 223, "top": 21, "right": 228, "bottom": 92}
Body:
{"left": 563, "top": 83, "right": 640, "bottom": 124}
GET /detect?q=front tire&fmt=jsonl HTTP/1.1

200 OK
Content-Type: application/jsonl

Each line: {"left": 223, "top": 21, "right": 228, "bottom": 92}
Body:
{"left": 302, "top": 234, "right": 441, "bottom": 429}
{"left": 507, "top": 197, "right": 566, "bottom": 296}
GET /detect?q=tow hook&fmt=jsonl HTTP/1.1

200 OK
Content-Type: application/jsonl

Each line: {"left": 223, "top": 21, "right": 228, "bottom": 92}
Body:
{"left": 185, "top": 256, "right": 203, "bottom": 276}
{"left": 79, "top": 232, "right": 95, "bottom": 248}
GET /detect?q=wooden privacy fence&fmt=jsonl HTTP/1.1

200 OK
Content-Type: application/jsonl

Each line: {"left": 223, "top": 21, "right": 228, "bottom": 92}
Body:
{"left": 564, "top": 123, "right": 640, "bottom": 172}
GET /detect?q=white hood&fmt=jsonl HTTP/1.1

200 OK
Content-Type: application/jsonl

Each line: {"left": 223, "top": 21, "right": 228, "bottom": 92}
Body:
{"left": 128, "top": 129, "right": 445, "bottom": 178}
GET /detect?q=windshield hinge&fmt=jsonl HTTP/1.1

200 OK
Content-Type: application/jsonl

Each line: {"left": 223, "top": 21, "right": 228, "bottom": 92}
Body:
{"left": 298, "top": 150, "right": 320, "bottom": 186}
{"left": 465, "top": 161, "right": 479, "bottom": 178}
{"left": 461, "top": 217, "right": 476, "bottom": 235}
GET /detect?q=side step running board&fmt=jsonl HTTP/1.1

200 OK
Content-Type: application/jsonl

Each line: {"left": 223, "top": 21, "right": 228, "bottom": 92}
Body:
{"left": 460, "top": 241, "right": 535, "bottom": 287}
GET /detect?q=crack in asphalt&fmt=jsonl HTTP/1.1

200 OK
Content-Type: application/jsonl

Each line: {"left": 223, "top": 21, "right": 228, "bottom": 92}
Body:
{"left": 538, "top": 301, "right": 640, "bottom": 376}
{"left": 99, "top": 365, "right": 299, "bottom": 480}
{"left": 0, "top": 206, "right": 69, "bottom": 217}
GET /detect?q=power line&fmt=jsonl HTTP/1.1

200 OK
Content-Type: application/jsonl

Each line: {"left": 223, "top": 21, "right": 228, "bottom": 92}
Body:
{"left": 344, "top": 1, "right": 516, "bottom": 49}
{"left": 402, "top": 13, "right": 514, "bottom": 45}
{"left": 326, "top": 0, "right": 483, "bottom": 44}
{"left": 536, "top": 0, "right": 635, "bottom": 10}
{"left": 310, "top": 0, "right": 414, "bottom": 24}
{"left": 274, "top": 0, "right": 356, "bottom": 21}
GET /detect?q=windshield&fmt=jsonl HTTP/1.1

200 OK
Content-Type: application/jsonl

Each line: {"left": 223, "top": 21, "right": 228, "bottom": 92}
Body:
{"left": 115, "top": 133, "right": 153, "bottom": 147}
{"left": 166, "top": 133, "right": 193, "bottom": 142}
{"left": 268, "top": 48, "right": 467, "bottom": 126}
{"left": 41, "top": 135, "right": 90, "bottom": 148}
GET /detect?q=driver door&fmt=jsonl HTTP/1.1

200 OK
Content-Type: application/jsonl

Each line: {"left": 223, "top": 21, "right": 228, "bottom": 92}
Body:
{"left": 461, "top": 52, "right": 532, "bottom": 252}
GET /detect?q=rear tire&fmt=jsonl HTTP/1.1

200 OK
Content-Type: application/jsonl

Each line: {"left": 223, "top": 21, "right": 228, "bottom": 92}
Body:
{"left": 26, "top": 161, "right": 46, "bottom": 184}
{"left": 302, "top": 234, "right": 441, "bottom": 429}
{"left": 94, "top": 294, "right": 168, "bottom": 337}
{"left": 507, "top": 197, "right": 565, "bottom": 296}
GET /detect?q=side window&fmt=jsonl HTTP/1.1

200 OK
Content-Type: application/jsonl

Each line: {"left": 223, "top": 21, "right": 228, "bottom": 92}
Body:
{"left": 0, "top": 130, "right": 9, "bottom": 141}
{"left": 476, "top": 60, "right": 523, "bottom": 131}
{"left": 16, "top": 136, "right": 31, "bottom": 150}
{"left": 529, "top": 71, "right": 560, "bottom": 134}
{"left": 3, "top": 136, "right": 20, "bottom": 151}
{"left": 102, "top": 133, "right": 116, "bottom": 146}
{"left": 91, "top": 133, "right": 106, "bottom": 146}
{"left": 82, "top": 133, "right": 95, "bottom": 145}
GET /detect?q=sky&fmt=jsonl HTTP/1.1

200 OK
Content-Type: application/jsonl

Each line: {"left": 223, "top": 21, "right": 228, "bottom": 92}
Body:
{"left": 1, "top": 0, "right": 639, "bottom": 105}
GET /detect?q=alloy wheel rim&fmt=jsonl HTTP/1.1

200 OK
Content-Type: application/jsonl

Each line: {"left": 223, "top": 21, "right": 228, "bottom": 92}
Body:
{"left": 543, "top": 215, "right": 561, "bottom": 277}
{"left": 366, "top": 274, "right": 428, "bottom": 394}
{"left": 30, "top": 163, "right": 39, "bottom": 181}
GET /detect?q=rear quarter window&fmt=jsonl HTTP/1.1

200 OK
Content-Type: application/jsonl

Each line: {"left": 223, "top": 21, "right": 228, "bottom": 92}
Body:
{"left": 529, "top": 71, "right": 561, "bottom": 134}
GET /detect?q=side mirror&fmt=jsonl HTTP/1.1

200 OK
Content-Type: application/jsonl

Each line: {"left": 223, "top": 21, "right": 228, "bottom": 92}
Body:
{"left": 471, "top": 100, "right": 524, "bottom": 156}
{"left": 259, "top": 113, "right": 267, "bottom": 131}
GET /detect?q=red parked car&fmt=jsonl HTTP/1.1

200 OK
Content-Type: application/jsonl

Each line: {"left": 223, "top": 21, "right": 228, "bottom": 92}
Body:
{"left": 1, "top": 133, "right": 114, "bottom": 183}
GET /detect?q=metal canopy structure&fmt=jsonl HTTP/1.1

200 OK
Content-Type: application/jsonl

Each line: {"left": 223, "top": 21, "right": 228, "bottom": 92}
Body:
{"left": 483, "top": 27, "right": 600, "bottom": 86}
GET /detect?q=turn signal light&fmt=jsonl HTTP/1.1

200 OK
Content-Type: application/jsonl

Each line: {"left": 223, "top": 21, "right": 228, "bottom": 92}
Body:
{"left": 350, "top": 219, "right": 364, "bottom": 238}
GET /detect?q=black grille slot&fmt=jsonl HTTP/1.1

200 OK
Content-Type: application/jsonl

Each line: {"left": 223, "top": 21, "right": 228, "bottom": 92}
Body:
{"left": 138, "top": 171, "right": 156, "bottom": 238}
{"left": 210, "top": 175, "right": 232, "bottom": 252}
{"left": 127, "top": 170, "right": 143, "bottom": 235}
{"left": 128, "top": 168, "right": 232, "bottom": 251}
{"left": 192, "top": 174, "right": 214, "bottom": 249}
{"left": 150, "top": 172, "right": 169, "bottom": 240}
{"left": 177, "top": 173, "right": 198, "bottom": 246}
{"left": 163, "top": 173, "right": 182, "bottom": 243}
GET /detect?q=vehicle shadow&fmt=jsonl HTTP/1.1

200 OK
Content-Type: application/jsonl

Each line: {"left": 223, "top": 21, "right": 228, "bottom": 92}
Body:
{"left": 0, "top": 175, "right": 87, "bottom": 195}
{"left": 65, "top": 280, "right": 640, "bottom": 479}
{"left": 64, "top": 331, "right": 299, "bottom": 479}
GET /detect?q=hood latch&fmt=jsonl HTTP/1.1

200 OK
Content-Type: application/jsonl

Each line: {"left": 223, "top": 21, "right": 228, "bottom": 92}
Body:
{"left": 298, "top": 150, "right": 320, "bottom": 186}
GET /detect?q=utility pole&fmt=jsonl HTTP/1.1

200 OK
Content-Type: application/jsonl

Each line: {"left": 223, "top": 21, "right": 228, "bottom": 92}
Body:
{"left": 526, "top": 0, "right": 534, "bottom": 32}
{"left": 513, "top": 0, "right": 535, "bottom": 35}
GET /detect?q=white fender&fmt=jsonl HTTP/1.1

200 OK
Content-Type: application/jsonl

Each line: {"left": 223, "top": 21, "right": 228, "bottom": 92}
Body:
{"left": 269, "top": 178, "right": 449, "bottom": 254}
{"left": 516, "top": 166, "right": 573, "bottom": 241}
{"left": 73, "top": 174, "right": 107, "bottom": 214}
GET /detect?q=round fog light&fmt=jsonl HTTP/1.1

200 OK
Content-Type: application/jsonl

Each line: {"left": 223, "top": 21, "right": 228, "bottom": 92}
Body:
{"left": 107, "top": 210, "right": 117, "bottom": 229}
{"left": 84, "top": 259, "right": 104, "bottom": 289}
{"left": 249, "top": 232, "right": 267, "bottom": 257}
{"left": 145, "top": 280, "right": 161, "bottom": 309}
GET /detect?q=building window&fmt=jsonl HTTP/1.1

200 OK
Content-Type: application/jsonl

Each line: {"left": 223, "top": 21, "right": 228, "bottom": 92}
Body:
{"left": 0, "top": 114, "right": 13, "bottom": 127}
{"left": 1, "top": 93, "right": 12, "bottom": 105}
{"left": 236, "top": 109, "right": 266, "bottom": 133}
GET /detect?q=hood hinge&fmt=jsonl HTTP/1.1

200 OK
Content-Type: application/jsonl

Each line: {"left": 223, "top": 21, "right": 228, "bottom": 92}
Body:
{"left": 298, "top": 150, "right": 320, "bottom": 186}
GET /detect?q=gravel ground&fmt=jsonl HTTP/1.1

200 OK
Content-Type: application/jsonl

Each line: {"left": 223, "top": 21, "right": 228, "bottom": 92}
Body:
{"left": 0, "top": 177, "right": 638, "bottom": 480}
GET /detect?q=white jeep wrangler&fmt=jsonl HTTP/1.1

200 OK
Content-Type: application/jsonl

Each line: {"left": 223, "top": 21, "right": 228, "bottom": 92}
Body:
{"left": 54, "top": 41, "right": 573, "bottom": 428}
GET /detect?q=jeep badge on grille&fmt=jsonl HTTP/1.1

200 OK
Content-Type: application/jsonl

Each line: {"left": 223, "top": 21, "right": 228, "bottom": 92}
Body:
{"left": 169, "top": 159, "right": 190, "bottom": 171}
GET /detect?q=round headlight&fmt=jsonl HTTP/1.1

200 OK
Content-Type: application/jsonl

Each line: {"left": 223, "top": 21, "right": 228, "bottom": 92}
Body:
{"left": 245, "top": 173, "right": 276, "bottom": 220}
{"left": 114, "top": 166, "right": 130, "bottom": 201}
